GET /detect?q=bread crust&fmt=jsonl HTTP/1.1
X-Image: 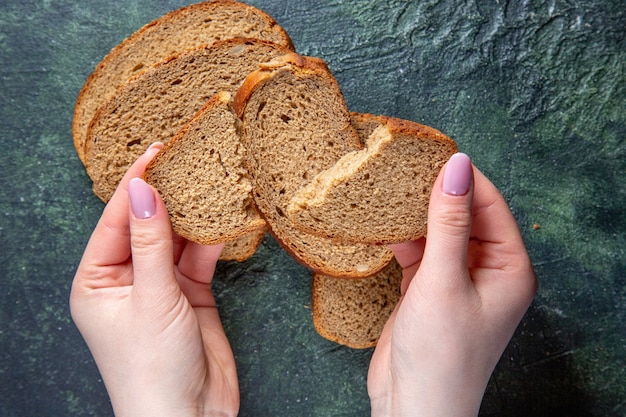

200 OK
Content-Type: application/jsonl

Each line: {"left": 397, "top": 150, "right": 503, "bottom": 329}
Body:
{"left": 311, "top": 259, "right": 402, "bottom": 349}
{"left": 219, "top": 227, "right": 267, "bottom": 262}
{"left": 73, "top": 0, "right": 294, "bottom": 165}
{"left": 232, "top": 53, "right": 333, "bottom": 120}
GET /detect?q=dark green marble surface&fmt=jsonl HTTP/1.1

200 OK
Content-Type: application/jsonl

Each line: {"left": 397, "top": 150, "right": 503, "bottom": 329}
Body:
{"left": 1, "top": 0, "right": 624, "bottom": 416}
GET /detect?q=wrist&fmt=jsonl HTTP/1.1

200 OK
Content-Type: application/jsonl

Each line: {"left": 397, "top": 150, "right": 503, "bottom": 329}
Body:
{"left": 107, "top": 385, "right": 205, "bottom": 417}
{"left": 369, "top": 369, "right": 487, "bottom": 417}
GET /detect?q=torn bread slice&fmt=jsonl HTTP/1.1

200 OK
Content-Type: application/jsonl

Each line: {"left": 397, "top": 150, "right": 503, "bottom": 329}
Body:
{"left": 288, "top": 116, "right": 457, "bottom": 245}
{"left": 219, "top": 227, "right": 267, "bottom": 262}
{"left": 144, "top": 92, "right": 265, "bottom": 245}
{"left": 85, "top": 38, "right": 292, "bottom": 202}
{"left": 312, "top": 259, "right": 402, "bottom": 349}
{"left": 233, "top": 53, "right": 393, "bottom": 277}
{"left": 73, "top": 0, "right": 294, "bottom": 164}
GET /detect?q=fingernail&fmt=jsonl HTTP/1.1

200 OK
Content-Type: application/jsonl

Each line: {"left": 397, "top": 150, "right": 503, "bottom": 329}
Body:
{"left": 147, "top": 142, "right": 163, "bottom": 151}
{"left": 443, "top": 153, "right": 472, "bottom": 196}
{"left": 129, "top": 178, "right": 156, "bottom": 219}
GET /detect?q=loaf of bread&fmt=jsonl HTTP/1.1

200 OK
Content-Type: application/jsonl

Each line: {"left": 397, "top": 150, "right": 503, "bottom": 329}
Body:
{"left": 220, "top": 227, "right": 267, "bottom": 262}
{"left": 311, "top": 259, "right": 402, "bottom": 349}
{"left": 233, "top": 53, "right": 393, "bottom": 278}
{"left": 288, "top": 116, "right": 457, "bottom": 244}
{"left": 73, "top": 0, "right": 293, "bottom": 165}
{"left": 85, "top": 38, "right": 292, "bottom": 202}
{"left": 143, "top": 91, "right": 265, "bottom": 244}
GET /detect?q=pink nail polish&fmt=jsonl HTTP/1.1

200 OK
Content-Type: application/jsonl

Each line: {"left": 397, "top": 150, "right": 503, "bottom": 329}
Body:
{"left": 147, "top": 142, "right": 163, "bottom": 151}
{"left": 129, "top": 178, "right": 156, "bottom": 219}
{"left": 442, "top": 153, "right": 472, "bottom": 196}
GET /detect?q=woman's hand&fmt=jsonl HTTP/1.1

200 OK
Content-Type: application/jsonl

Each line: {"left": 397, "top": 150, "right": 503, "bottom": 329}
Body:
{"left": 368, "top": 153, "right": 537, "bottom": 417}
{"left": 70, "top": 143, "right": 239, "bottom": 417}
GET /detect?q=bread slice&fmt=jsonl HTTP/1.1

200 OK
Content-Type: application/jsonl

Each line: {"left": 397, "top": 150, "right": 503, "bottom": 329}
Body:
{"left": 311, "top": 259, "right": 402, "bottom": 349}
{"left": 85, "top": 38, "right": 292, "bottom": 202}
{"left": 220, "top": 227, "right": 267, "bottom": 262}
{"left": 349, "top": 112, "right": 385, "bottom": 141}
{"left": 143, "top": 91, "right": 265, "bottom": 245}
{"left": 288, "top": 116, "right": 457, "bottom": 244}
{"left": 73, "top": 0, "right": 294, "bottom": 165}
{"left": 233, "top": 53, "right": 393, "bottom": 277}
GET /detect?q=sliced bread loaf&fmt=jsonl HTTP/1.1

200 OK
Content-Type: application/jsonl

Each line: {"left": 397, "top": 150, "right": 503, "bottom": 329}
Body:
{"left": 233, "top": 53, "right": 393, "bottom": 277}
{"left": 85, "top": 38, "right": 292, "bottom": 202}
{"left": 143, "top": 91, "right": 265, "bottom": 245}
{"left": 311, "top": 259, "right": 402, "bottom": 349}
{"left": 73, "top": 0, "right": 294, "bottom": 164}
{"left": 287, "top": 116, "right": 457, "bottom": 244}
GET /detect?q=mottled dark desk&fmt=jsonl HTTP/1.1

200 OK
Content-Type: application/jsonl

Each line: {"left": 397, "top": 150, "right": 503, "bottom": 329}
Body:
{"left": 1, "top": 1, "right": 624, "bottom": 416}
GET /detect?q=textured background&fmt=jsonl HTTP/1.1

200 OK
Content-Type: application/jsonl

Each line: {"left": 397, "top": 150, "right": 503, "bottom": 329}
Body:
{"left": 1, "top": 0, "right": 624, "bottom": 416}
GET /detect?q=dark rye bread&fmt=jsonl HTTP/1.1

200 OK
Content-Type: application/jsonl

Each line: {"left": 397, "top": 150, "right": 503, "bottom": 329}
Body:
{"left": 233, "top": 53, "right": 393, "bottom": 277}
{"left": 311, "top": 259, "right": 402, "bottom": 349}
{"left": 85, "top": 38, "right": 292, "bottom": 202}
{"left": 144, "top": 92, "right": 265, "bottom": 245}
{"left": 73, "top": 0, "right": 294, "bottom": 164}
{"left": 288, "top": 115, "right": 457, "bottom": 244}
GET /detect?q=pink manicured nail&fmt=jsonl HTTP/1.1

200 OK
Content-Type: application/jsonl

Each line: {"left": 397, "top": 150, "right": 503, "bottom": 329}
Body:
{"left": 129, "top": 178, "right": 156, "bottom": 219}
{"left": 443, "top": 153, "right": 472, "bottom": 196}
{"left": 147, "top": 141, "right": 163, "bottom": 151}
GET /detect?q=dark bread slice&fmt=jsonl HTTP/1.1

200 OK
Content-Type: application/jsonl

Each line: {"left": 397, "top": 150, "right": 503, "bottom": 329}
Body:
{"left": 311, "top": 259, "right": 402, "bottom": 349}
{"left": 143, "top": 92, "right": 265, "bottom": 245}
{"left": 220, "top": 227, "right": 267, "bottom": 262}
{"left": 288, "top": 115, "right": 458, "bottom": 244}
{"left": 233, "top": 54, "right": 393, "bottom": 277}
{"left": 349, "top": 112, "right": 385, "bottom": 141}
{"left": 73, "top": 0, "right": 294, "bottom": 164}
{"left": 85, "top": 38, "right": 292, "bottom": 202}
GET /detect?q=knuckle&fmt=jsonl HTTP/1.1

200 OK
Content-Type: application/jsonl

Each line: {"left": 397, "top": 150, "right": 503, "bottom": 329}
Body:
{"left": 433, "top": 204, "right": 472, "bottom": 230}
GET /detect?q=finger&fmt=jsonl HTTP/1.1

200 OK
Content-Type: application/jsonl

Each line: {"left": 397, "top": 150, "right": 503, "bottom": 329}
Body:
{"left": 82, "top": 143, "right": 164, "bottom": 268}
{"left": 178, "top": 242, "right": 224, "bottom": 284}
{"left": 420, "top": 153, "right": 474, "bottom": 283}
{"left": 127, "top": 177, "right": 178, "bottom": 306}
{"left": 172, "top": 233, "right": 188, "bottom": 264}
{"left": 389, "top": 238, "right": 426, "bottom": 294}
{"left": 468, "top": 168, "right": 537, "bottom": 302}
{"left": 470, "top": 168, "right": 523, "bottom": 246}
{"left": 176, "top": 242, "right": 224, "bottom": 308}
{"left": 388, "top": 238, "right": 426, "bottom": 270}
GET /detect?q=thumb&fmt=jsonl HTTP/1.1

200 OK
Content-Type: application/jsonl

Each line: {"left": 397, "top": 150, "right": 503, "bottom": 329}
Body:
{"left": 128, "top": 177, "right": 178, "bottom": 305}
{"left": 421, "top": 153, "right": 474, "bottom": 281}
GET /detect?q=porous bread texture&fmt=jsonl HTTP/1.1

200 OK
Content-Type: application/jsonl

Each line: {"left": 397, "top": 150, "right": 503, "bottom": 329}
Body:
{"left": 85, "top": 38, "right": 291, "bottom": 202}
{"left": 311, "top": 259, "right": 402, "bottom": 349}
{"left": 288, "top": 116, "right": 457, "bottom": 245}
{"left": 144, "top": 91, "right": 265, "bottom": 245}
{"left": 73, "top": 0, "right": 294, "bottom": 164}
{"left": 219, "top": 227, "right": 267, "bottom": 262}
{"left": 349, "top": 112, "right": 385, "bottom": 142}
{"left": 233, "top": 54, "right": 393, "bottom": 278}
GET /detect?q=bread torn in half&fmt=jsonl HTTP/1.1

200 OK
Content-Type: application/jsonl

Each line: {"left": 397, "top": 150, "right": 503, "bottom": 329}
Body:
{"left": 85, "top": 38, "right": 292, "bottom": 202}
{"left": 311, "top": 259, "right": 402, "bottom": 349}
{"left": 143, "top": 92, "right": 265, "bottom": 245}
{"left": 233, "top": 53, "right": 393, "bottom": 277}
{"left": 288, "top": 116, "right": 457, "bottom": 245}
{"left": 73, "top": 0, "right": 294, "bottom": 165}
